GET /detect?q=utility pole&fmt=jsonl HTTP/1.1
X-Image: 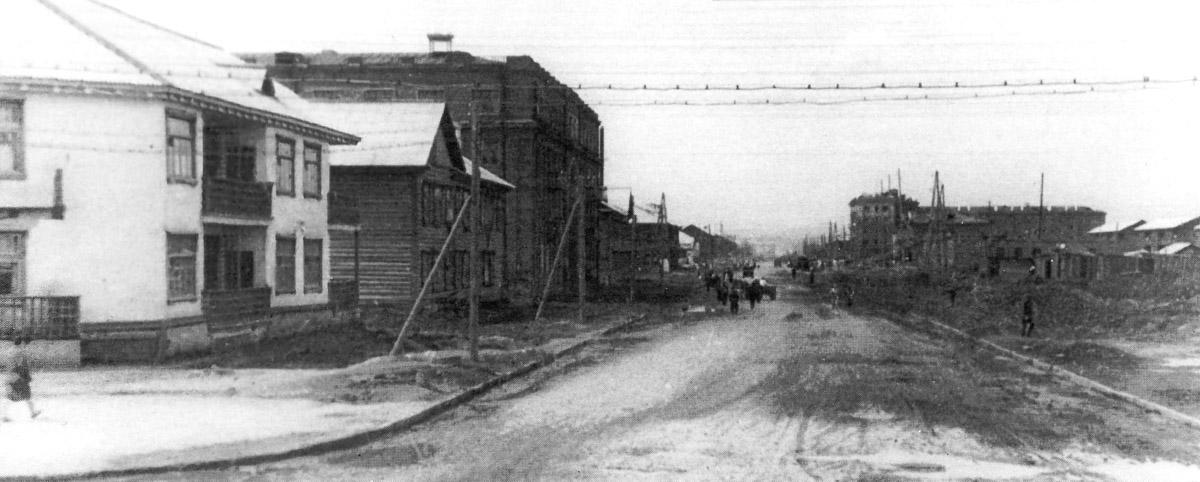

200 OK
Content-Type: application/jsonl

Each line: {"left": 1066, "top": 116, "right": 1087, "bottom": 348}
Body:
{"left": 628, "top": 193, "right": 636, "bottom": 304}
{"left": 534, "top": 196, "right": 581, "bottom": 322}
{"left": 1038, "top": 172, "right": 1045, "bottom": 241}
{"left": 468, "top": 101, "right": 481, "bottom": 362}
{"left": 576, "top": 183, "right": 586, "bottom": 323}
{"left": 390, "top": 195, "right": 471, "bottom": 357}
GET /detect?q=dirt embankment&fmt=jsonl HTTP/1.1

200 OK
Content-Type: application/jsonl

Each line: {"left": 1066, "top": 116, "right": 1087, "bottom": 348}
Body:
{"left": 823, "top": 268, "right": 1200, "bottom": 342}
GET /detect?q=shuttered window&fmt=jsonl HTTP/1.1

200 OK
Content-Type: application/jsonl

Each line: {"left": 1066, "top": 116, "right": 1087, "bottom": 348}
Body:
{"left": 166, "top": 234, "right": 197, "bottom": 302}
{"left": 275, "top": 237, "right": 296, "bottom": 294}
{"left": 276, "top": 137, "right": 295, "bottom": 196}
{"left": 0, "top": 101, "right": 24, "bottom": 179}
{"left": 165, "top": 112, "right": 195, "bottom": 182}
{"left": 302, "top": 143, "right": 321, "bottom": 199}
{"left": 304, "top": 238, "right": 322, "bottom": 293}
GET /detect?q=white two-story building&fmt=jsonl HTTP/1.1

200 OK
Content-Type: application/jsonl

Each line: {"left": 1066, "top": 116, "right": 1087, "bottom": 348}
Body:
{"left": 0, "top": 0, "right": 359, "bottom": 363}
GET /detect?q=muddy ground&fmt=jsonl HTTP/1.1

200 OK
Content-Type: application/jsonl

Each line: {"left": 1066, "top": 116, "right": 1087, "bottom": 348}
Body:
{"left": 112, "top": 269, "right": 1200, "bottom": 481}
{"left": 823, "top": 267, "right": 1200, "bottom": 419}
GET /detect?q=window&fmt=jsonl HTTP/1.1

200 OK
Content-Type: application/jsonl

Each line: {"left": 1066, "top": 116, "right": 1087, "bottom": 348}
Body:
{"left": 0, "top": 232, "right": 24, "bottom": 296}
{"left": 166, "top": 112, "right": 196, "bottom": 182}
{"left": 275, "top": 237, "right": 296, "bottom": 294}
{"left": 420, "top": 250, "right": 438, "bottom": 291}
{"left": 303, "top": 143, "right": 321, "bottom": 198}
{"left": 203, "top": 128, "right": 256, "bottom": 181}
{"left": 276, "top": 136, "right": 295, "bottom": 196}
{"left": 482, "top": 250, "right": 496, "bottom": 287}
{"left": 0, "top": 101, "right": 24, "bottom": 178}
{"left": 166, "top": 234, "right": 197, "bottom": 302}
{"left": 304, "top": 238, "right": 322, "bottom": 293}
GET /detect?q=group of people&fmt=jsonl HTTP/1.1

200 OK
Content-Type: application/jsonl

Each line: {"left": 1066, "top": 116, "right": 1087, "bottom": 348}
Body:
{"left": 703, "top": 266, "right": 768, "bottom": 314}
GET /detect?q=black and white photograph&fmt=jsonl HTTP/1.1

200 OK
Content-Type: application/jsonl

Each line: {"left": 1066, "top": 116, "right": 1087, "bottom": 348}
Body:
{"left": 2, "top": 0, "right": 1200, "bottom": 479}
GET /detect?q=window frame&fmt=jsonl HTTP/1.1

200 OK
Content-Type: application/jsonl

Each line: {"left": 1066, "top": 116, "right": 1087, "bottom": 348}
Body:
{"left": 302, "top": 142, "right": 322, "bottom": 199}
{"left": 303, "top": 238, "right": 323, "bottom": 294}
{"left": 0, "top": 100, "right": 25, "bottom": 180}
{"left": 275, "top": 136, "right": 296, "bottom": 197}
{"left": 275, "top": 236, "right": 296, "bottom": 295}
{"left": 166, "top": 233, "right": 198, "bottom": 303}
{"left": 165, "top": 110, "right": 197, "bottom": 184}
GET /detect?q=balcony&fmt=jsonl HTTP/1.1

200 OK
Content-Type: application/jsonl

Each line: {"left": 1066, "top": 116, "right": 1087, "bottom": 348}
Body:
{"left": 202, "top": 177, "right": 273, "bottom": 220}
{"left": 0, "top": 296, "right": 80, "bottom": 340}
{"left": 202, "top": 287, "right": 271, "bottom": 330}
{"left": 328, "top": 191, "right": 360, "bottom": 226}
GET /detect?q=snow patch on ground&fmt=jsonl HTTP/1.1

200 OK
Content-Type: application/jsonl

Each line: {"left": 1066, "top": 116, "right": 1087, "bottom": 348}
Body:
{"left": 1089, "top": 459, "right": 1200, "bottom": 481}
{"left": 0, "top": 395, "right": 424, "bottom": 477}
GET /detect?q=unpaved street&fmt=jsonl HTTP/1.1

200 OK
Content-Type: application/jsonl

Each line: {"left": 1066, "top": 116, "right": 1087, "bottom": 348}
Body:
{"left": 130, "top": 277, "right": 1200, "bottom": 481}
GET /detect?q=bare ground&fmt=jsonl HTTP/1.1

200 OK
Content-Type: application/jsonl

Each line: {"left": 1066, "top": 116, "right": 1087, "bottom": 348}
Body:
{"left": 116, "top": 269, "right": 1200, "bottom": 481}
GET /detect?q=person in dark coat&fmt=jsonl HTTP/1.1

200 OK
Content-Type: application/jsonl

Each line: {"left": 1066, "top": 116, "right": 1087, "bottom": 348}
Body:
{"left": 4, "top": 337, "right": 40, "bottom": 421}
{"left": 728, "top": 285, "right": 741, "bottom": 314}
{"left": 746, "top": 279, "right": 763, "bottom": 310}
{"left": 1021, "top": 294, "right": 1035, "bottom": 337}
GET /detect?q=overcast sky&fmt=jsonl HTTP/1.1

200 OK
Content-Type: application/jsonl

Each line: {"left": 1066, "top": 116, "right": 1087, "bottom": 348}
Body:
{"left": 107, "top": 0, "right": 1200, "bottom": 243}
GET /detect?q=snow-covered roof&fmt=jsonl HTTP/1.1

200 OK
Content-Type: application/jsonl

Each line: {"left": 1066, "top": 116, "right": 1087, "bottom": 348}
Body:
{"left": 462, "top": 157, "right": 514, "bottom": 189}
{"left": 1088, "top": 220, "right": 1145, "bottom": 234}
{"left": 600, "top": 200, "right": 628, "bottom": 216}
{"left": 1157, "top": 242, "right": 1196, "bottom": 255}
{"left": 0, "top": 0, "right": 355, "bottom": 144}
{"left": 310, "top": 102, "right": 445, "bottom": 167}
{"left": 1134, "top": 217, "right": 1200, "bottom": 232}
{"left": 310, "top": 101, "right": 512, "bottom": 188}
{"left": 678, "top": 231, "right": 695, "bottom": 246}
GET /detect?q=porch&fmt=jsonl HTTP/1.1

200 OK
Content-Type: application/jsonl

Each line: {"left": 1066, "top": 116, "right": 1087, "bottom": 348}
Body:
{"left": 0, "top": 296, "right": 80, "bottom": 340}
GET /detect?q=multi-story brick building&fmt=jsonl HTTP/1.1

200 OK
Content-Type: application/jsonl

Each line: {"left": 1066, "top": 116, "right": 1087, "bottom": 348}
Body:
{"left": 242, "top": 36, "right": 604, "bottom": 301}
{"left": 848, "top": 189, "right": 919, "bottom": 259}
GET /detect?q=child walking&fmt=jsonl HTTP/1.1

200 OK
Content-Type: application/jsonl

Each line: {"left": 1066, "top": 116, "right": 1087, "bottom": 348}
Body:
{"left": 5, "top": 337, "right": 40, "bottom": 421}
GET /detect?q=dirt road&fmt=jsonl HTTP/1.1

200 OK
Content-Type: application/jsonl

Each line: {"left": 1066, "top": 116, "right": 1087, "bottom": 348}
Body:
{"left": 126, "top": 278, "right": 1200, "bottom": 481}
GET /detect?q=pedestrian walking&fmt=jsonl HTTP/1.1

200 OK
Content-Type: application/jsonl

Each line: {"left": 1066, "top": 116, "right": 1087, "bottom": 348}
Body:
{"left": 716, "top": 278, "right": 728, "bottom": 304}
{"left": 747, "top": 279, "right": 763, "bottom": 310}
{"left": 808, "top": 269, "right": 815, "bottom": 285}
{"left": 1020, "top": 294, "right": 1035, "bottom": 337}
{"left": 791, "top": 266, "right": 797, "bottom": 280}
{"left": 4, "top": 337, "right": 40, "bottom": 422}
{"left": 728, "top": 285, "right": 741, "bottom": 314}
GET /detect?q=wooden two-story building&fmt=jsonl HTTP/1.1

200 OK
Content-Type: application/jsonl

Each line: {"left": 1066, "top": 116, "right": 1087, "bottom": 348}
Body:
{"left": 242, "top": 36, "right": 605, "bottom": 302}
{"left": 0, "top": 0, "right": 359, "bottom": 364}
{"left": 309, "top": 102, "right": 513, "bottom": 315}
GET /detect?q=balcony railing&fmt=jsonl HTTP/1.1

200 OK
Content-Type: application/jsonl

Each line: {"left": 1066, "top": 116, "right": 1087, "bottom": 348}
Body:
{"left": 202, "top": 177, "right": 273, "bottom": 220}
{"left": 328, "top": 191, "right": 360, "bottom": 226}
{"left": 0, "top": 296, "right": 80, "bottom": 340}
{"left": 202, "top": 287, "right": 271, "bottom": 329}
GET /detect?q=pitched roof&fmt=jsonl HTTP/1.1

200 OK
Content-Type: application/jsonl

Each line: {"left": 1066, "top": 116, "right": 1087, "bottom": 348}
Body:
{"left": 309, "top": 102, "right": 446, "bottom": 167}
{"left": 1134, "top": 216, "right": 1200, "bottom": 232}
{"left": 1, "top": 0, "right": 356, "bottom": 144}
{"left": 1088, "top": 220, "right": 1146, "bottom": 234}
{"left": 309, "top": 101, "right": 512, "bottom": 189}
{"left": 1157, "top": 242, "right": 1197, "bottom": 255}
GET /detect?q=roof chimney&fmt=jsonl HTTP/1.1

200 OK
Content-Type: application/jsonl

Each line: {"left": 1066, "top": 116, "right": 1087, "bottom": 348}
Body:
{"left": 427, "top": 33, "right": 454, "bottom": 53}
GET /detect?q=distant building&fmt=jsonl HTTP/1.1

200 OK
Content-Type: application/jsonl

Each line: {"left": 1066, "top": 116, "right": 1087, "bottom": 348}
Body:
{"left": 681, "top": 225, "right": 738, "bottom": 262}
{"left": 242, "top": 37, "right": 604, "bottom": 301}
{"left": 848, "top": 189, "right": 919, "bottom": 259}
{"left": 1129, "top": 217, "right": 1200, "bottom": 253}
{"left": 1086, "top": 220, "right": 1146, "bottom": 255}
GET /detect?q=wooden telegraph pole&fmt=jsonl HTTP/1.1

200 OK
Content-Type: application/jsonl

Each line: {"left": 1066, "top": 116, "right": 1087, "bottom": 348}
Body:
{"left": 534, "top": 196, "right": 582, "bottom": 322}
{"left": 577, "top": 183, "right": 586, "bottom": 323}
{"left": 628, "top": 193, "right": 636, "bottom": 304}
{"left": 389, "top": 195, "right": 471, "bottom": 357}
{"left": 468, "top": 101, "right": 481, "bottom": 362}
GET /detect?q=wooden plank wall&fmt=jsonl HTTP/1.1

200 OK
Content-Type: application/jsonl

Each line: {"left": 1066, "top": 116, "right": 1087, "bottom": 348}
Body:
{"left": 330, "top": 169, "right": 416, "bottom": 305}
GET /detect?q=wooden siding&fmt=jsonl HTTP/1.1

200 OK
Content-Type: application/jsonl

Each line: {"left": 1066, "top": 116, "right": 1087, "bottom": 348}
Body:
{"left": 330, "top": 169, "right": 417, "bottom": 304}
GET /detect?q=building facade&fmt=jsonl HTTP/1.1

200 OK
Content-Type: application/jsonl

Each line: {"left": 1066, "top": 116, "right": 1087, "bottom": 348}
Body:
{"left": 0, "top": 0, "right": 359, "bottom": 363}
{"left": 848, "top": 189, "right": 920, "bottom": 260}
{"left": 243, "top": 38, "right": 604, "bottom": 301}
{"left": 310, "top": 102, "right": 512, "bottom": 314}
